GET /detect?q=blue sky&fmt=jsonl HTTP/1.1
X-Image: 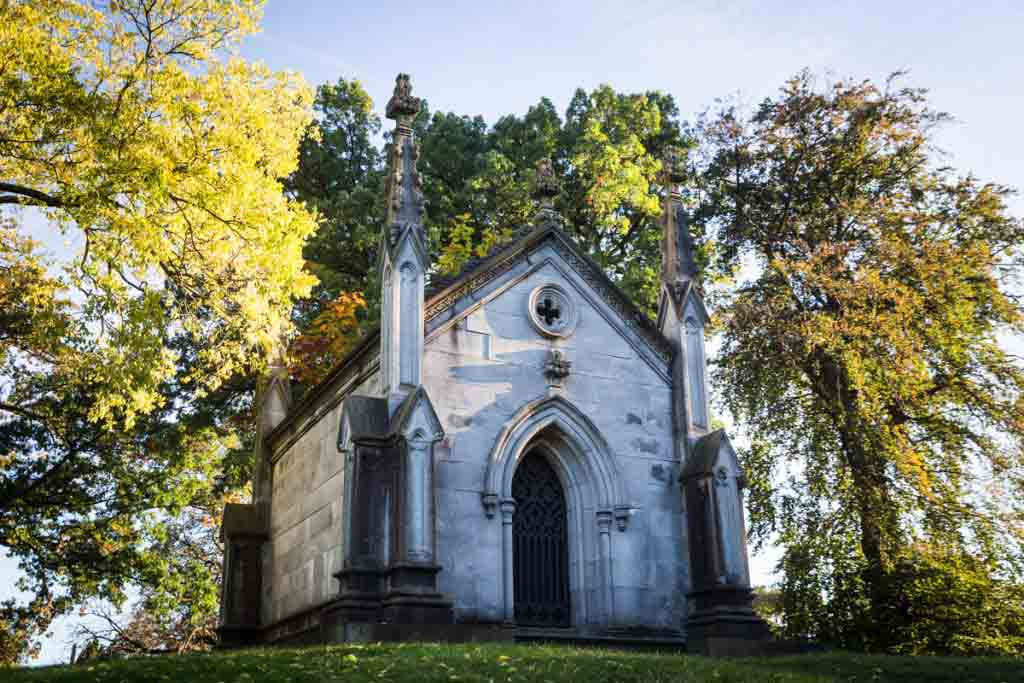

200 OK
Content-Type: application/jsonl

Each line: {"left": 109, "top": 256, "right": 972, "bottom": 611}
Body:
{"left": 5, "top": 0, "right": 1023, "bottom": 666}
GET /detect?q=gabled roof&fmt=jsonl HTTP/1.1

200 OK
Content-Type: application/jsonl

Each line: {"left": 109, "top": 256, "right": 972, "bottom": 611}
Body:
{"left": 388, "top": 385, "right": 444, "bottom": 441}
{"left": 681, "top": 429, "right": 745, "bottom": 486}
{"left": 424, "top": 222, "right": 674, "bottom": 364}
{"left": 334, "top": 387, "right": 444, "bottom": 448}
{"left": 657, "top": 279, "right": 710, "bottom": 331}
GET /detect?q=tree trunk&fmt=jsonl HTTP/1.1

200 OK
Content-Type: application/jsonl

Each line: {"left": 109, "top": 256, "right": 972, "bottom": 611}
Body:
{"left": 814, "top": 350, "right": 898, "bottom": 649}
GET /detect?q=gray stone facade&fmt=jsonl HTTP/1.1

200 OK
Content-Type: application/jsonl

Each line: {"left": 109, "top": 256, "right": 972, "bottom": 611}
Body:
{"left": 218, "top": 74, "right": 768, "bottom": 650}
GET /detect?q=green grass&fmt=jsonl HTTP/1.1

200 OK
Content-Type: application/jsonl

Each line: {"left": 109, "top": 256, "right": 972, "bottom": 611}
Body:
{"left": 8, "top": 642, "right": 1023, "bottom": 683}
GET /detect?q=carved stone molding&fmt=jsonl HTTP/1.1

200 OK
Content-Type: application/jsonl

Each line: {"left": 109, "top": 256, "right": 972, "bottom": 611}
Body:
{"left": 424, "top": 230, "right": 673, "bottom": 365}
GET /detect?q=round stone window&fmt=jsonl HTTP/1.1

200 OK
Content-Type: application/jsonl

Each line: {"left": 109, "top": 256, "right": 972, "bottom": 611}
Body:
{"left": 528, "top": 284, "right": 577, "bottom": 338}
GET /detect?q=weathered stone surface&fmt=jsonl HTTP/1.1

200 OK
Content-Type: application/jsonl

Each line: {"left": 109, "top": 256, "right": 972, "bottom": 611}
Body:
{"left": 222, "top": 75, "right": 766, "bottom": 654}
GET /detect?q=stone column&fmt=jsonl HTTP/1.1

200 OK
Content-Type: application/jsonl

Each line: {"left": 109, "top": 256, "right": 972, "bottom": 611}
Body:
{"left": 404, "top": 438, "right": 433, "bottom": 562}
{"left": 218, "top": 503, "right": 268, "bottom": 647}
{"left": 500, "top": 498, "right": 517, "bottom": 623}
{"left": 596, "top": 509, "right": 614, "bottom": 626}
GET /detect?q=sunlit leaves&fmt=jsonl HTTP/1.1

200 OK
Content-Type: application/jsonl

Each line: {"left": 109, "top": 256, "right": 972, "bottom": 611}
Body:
{"left": 696, "top": 70, "right": 1024, "bottom": 651}
{"left": 0, "top": 0, "right": 317, "bottom": 428}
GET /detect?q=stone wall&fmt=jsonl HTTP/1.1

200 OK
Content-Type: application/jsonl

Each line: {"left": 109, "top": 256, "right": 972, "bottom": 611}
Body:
{"left": 263, "top": 372, "right": 379, "bottom": 627}
{"left": 423, "top": 243, "right": 688, "bottom": 631}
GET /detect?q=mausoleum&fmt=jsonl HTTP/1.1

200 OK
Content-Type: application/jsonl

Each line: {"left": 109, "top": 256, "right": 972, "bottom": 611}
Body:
{"left": 219, "top": 74, "right": 769, "bottom": 654}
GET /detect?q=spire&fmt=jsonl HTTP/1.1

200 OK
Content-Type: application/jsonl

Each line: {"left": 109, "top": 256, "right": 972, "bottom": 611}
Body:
{"left": 532, "top": 157, "right": 560, "bottom": 226}
{"left": 384, "top": 74, "right": 425, "bottom": 248}
{"left": 660, "top": 146, "right": 698, "bottom": 289}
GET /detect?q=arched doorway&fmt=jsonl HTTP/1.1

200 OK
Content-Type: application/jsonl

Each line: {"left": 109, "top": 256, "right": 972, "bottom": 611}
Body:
{"left": 512, "top": 450, "right": 571, "bottom": 627}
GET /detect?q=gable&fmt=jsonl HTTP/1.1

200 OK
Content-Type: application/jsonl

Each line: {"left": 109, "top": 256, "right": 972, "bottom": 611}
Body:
{"left": 424, "top": 227, "right": 672, "bottom": 382}
{"left": 389, "top": 385, "right": 444, "bottom": 441}
{"left": 682, "top": 429, "right": 745, "bottom": 484}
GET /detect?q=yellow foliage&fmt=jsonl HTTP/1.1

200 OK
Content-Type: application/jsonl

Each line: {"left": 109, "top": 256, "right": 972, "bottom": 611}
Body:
{"left": 0, "top": 1, "right": 317, "bottom": 428}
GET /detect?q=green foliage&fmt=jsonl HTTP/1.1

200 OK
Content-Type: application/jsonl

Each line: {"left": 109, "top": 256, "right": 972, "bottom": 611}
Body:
{"left": 0, "top": 0, "right": 317, "bottom": 427}
{"left": 695, "top": 70, "right": 1024, "bottom": 652}
{"left": 0, "top": 0, "right": 301, "bottom": 664}
{"left": 286, "top": 77, "right": 384, "bottom": 328}
{"left": 296, "top": 81, "right": 691, "bottom": 329}
{"left": 4, "top": 643, "right": 1024, "bottom": 682}
{"left": 879, "top": 546, "right": 1024, "bottom": 656}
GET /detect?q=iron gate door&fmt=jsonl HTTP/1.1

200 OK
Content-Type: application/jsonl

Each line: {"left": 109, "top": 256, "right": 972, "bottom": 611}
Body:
{"left": 512, "top": 451, "right": 571, "bottom": 627}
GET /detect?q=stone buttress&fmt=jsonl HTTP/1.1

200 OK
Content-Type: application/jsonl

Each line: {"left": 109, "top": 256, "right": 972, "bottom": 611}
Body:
{"left": 656, "top": 147, "right": 771, "bottom": 655}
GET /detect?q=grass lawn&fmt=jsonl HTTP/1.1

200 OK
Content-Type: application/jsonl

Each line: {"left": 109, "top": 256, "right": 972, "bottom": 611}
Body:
{"left": 8, "top": 642, "right": 1023, "bottom": 682}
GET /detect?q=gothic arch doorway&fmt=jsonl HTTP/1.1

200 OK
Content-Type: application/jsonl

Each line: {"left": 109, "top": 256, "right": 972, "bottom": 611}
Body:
{"left": 512, "top": 450, "right": 571, "bottom": 627}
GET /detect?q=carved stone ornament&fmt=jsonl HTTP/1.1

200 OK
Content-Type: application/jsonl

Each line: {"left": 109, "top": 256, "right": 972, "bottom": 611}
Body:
{"left": 385, "top": 73, "right": 421, "bottom": 123}
{"left": 543, "top": 349, "right": 572, "bottom": 387}
{"left": 532, "top": 157, "right": 559, "bottom": 206}
{"left": 661, "top": 146, "right": 687, "bottom": 186}
{"left": 528, "top": 283, "right": 577, "bottom": 338}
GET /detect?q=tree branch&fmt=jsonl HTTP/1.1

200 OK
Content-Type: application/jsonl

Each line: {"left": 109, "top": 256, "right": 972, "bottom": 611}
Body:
{"left": 0, "top": 183, "right": 67, "bottom": 208}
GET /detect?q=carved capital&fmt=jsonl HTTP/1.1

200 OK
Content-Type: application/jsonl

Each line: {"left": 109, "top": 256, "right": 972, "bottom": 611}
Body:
{"left": 614, "top": 505, "right": 633, "bottom": 531}
{"left": 499, "top": 498, "right": 517, "bottom": 525}
{"left": 596, "top": 509, "right": 614, "bottom": 534}
{"left": 481, "top": 492, "right": 499, "bottom": 519}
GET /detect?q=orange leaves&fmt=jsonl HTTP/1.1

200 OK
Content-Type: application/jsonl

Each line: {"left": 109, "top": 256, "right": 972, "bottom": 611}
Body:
{"left": 288, "top": 291, "right": 367, "bottom": 386}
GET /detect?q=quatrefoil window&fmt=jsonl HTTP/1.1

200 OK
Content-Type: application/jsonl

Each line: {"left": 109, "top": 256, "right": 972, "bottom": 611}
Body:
{"left": 528, "top": 284, "right": 577, "bottom": 338}
{"left": 536, "top": 296, "right": 562, "bottom": 325}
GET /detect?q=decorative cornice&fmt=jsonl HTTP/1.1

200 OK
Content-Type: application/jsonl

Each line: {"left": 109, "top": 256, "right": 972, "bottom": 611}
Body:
{"left": 424, "top": 227, "right": 673, "bottom": 365}
{"left": 548, "top": 237, "right": 673, "bottom": 364}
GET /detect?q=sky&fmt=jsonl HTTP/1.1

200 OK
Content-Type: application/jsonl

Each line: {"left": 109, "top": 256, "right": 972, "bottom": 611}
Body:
{"left": 5, "top": 0, "right": 1024, "bottom": 666}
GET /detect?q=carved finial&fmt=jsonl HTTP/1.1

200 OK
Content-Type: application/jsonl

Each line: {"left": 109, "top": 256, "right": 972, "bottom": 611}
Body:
{"left": 382, "top": 73, "right": 425, "bottom": 245}
{"left": 386, "top": 73, "right": 421, "bottom": 126}
{"left": 661, "top": 146, "right": 687, "bottom": 190}
{"left": 532, "top": 157, "right": 559, "bottom": 208}
{"left": 660, "top": 146, "right": 698, "bottom": 288}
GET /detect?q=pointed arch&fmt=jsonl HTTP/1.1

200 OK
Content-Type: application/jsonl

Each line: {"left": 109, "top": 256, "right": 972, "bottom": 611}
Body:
{"left": 481, "top": 395, "right": 631, "bottom": 627}
{"left": 481, "top": 395, "right": 631, "bottom": 523}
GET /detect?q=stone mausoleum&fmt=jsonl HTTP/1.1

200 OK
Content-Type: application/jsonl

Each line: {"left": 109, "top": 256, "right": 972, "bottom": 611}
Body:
{"left": 219, "top": 74, "right": 769, "bottom": 654}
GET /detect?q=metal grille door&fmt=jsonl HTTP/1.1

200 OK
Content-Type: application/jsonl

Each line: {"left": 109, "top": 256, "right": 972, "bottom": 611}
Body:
{"left": 512, "top": 452, "right": 571, "bottom": 627}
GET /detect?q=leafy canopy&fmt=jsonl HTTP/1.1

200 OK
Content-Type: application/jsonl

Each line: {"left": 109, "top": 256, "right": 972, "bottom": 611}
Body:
{"left": 287, "top": 80, "right": 690, "bottom": 383}
{"left": 0, "top": 0, "right": 317, "bottom": 428}
{"left": 696, "top": 71, "right": 1024, "bottom": 652}
{"left": 0, "top": 0, "right": 315, "bottom": 665}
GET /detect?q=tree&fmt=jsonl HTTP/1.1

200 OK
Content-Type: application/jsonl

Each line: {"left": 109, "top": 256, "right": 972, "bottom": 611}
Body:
{"left": 73, "top": 493, "right": 238, "bottom": 658}
{"left": 424, "top": 86, "right": 689, "bottom": 315}
{"left": 292, "top": 80, "right": 689, "bottom": 336}
{"left": 696, "top": 71, "right": 1024, "bottom": 651}
{"left": 0, "top": 0, "right": 316, "bottom": 427}
{"left": 288, "top": 81, "right": 689, "bottom": 384}
{"left": 0, "top": 0, "right": 313, "bottom": 664}
{"left": 285, "top": 78, "right": 383, "bottom": 328}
